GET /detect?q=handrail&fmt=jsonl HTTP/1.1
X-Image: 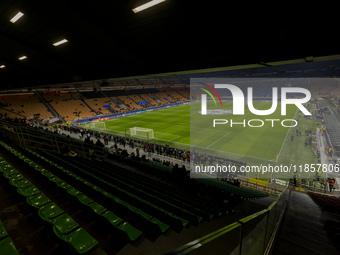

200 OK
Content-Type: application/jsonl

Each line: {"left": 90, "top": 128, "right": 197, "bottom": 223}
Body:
{"left": 166, "top": 186, "right": 289, "bottom": 255}
{"left": 167, "top": 222, "right": 242, "bottom": 255}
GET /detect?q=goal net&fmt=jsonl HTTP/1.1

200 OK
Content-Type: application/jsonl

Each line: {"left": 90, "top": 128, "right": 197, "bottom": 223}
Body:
{"left": 89, "top": 121, "right": 106, "bottom": 130}
{"left": 130, "top": 127, "right": 154, "bottom": 140}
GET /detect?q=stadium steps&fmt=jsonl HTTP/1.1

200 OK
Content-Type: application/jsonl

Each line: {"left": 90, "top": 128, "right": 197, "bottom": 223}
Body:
{"left": 273, "top": 191, "right": 339, "bottom": 255}
{"left": 100, "top": 90, "right": 124, "bottom": 109}
{"left": 0, "top": 219, "right": 20, "bottom": 255}
{"left": 0, "top": 142, "right": 142, "bottom": 254}
{"left": 34, "top": 91, "right": 65, "bottom": 122}
{"left": 79, "top": 98, "right": 95, "bottom": 113}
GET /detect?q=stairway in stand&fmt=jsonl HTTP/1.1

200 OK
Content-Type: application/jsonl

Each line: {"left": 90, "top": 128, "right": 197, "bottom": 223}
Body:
{"left": 273, "top": 191, "right": 340, "bottom": 255}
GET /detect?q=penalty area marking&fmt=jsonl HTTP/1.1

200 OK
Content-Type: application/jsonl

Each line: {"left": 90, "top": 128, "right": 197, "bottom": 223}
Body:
{"left": 206, "top": 132, "right": 231, "bottom": 149}
{"left": 154, "top": 132, "right": 180, "bottom": 141}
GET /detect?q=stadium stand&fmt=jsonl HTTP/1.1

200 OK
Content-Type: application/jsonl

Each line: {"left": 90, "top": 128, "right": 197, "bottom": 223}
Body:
{"left": 170, "top": 87, "right": 190, "bottom": 102}
{"left": 41, "top": 92, "right": 94, "bottom": 121}
{"left": 2, "top": 57, "right": 340, "bottom": 254}
{"left": 0, "top": 94, "right": 53, "bottom": 119}
{"left": 0, "top": 107, "right": 24, "bottom": 119}
{"left": 0, "top": 117, "right": 272, "bottom": 253}
{"left": 84, "top": 98, "right": 114, "bottom": 114}
{"left": 308, "top": 191, "right": 340, "bottom": 214}
{"left": 0, "top": 86, "right": 191, "bottom": 122}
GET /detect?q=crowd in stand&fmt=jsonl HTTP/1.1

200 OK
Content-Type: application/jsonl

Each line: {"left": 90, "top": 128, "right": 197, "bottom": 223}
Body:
{"left": 0, "top": 114, "right": 250, "bottom": 180}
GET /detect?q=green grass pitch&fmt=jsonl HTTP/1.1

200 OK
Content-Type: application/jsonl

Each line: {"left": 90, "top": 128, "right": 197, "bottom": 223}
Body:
{"left": 81, "top": 102, "right": 318, "bottom": 172}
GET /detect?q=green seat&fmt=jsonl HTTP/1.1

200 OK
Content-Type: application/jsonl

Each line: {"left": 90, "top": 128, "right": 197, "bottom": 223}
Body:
{"left": 10, "top": 179, "right": 32, "bottom": 188}
{"left": 88, "top": 202, "right": 107, "bottom": 215}
{"left": 2, "top": 168, "right": 17, "bottom": 175}
{"left": 117, "top": 222, "right": 143, "bottom": 242}
{"left": 27, "top": 194, "right": 51, "bottom": 208}
{"left": 49, "top": 176, "right": 63, "bottom": 183}
{"left": 121, "top": 202, "right": 138, "bottom": 212}
{"left": 168, "top": 212, "right": 189, "bottom": 228}
{"left": 67, "top": 187, "right": 82, "bottom": 196}
{"left": 92, "top": 186, "right": 103, "bottom": 192}
{"left": 77, "top": 194, "right": 94, "bottom": 205}
{"left": 51, "top": 213, "right": 80, "bottom": 235}
{"left": 0, "top": 221, "right": 9, "bottom": 240}
{"left": 41, "top": 171, "right": 55, "bottom": 178}
{"left": 53, "top": 227, "right": 99, "bottom": 255}
{"left": 74, "top": 176, "right": 86, "bottom": 183}
{"left": 155, "top": 206, "right": 189, "bottom": 228}
{"left": 35, "top": 166, "right": 46, "bottom": 172}
{"left": 2, "top": 165, "right": 15, "bottom": 174}
{"left": 4, "top": 173, "right": 23, "bottom": 181}
{"left": 135, "top": 209, "right": 170, "bottom": 233}
{"left": 101, "top": 211, "right": 124, "bottom": 226}
{"left": 38, "top": 203, "right": 64, "bottom": 221}
{"left": 17, "top": 186, "right": 41, "bottom": 197}
{"left": 58, "top": 182, "right": 71, "bottom": 189}
{"left": 149, "top": 217, "right": 170, "bottom": 233}
{"left": 0, "top": 238, "right": 20, "bottom": 255}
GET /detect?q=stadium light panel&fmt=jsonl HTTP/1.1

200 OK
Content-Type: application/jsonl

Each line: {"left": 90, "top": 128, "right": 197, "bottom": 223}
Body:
{"left": 53, "top": 39, "right": 68, "bottom": 46}
{"left": 132, "top": 0, "right": 166, "bottom": 13}
{"left": 10, "top": 12, "right": 24, "bottom": 23}
{"left": 0, "top": 65, "right": 5, "bottom": 68}
{"left": 18, "top": 56, "right": 27, "bottom": 60}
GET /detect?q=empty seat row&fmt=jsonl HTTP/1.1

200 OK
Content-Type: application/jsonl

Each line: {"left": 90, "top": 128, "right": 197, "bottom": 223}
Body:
{"left": 308, "top": 192, "right": 340, "bottom": 214}
{"left": 45, "top": 151, "right": 201, "bottom": 225}
{"left": 194, "top": 175, "right": 268, "bottom": 200}
{"left": 0, "top": 141, "right": 144, "bottom": 243}
{"left": 26, "top": 148, "right": 170, "bottom": 236}
{"left": 0, "top": 156, "right": 98, "bottom": 255}
{"left": 67, "top": 155, "right": 209, "bottom": 222}
{"left": 27, "top": 148, "right": 187, "bottom": 231}
{"left": 27, "top": 147, "right": 175, "bottom": 234}
{"left": 71, "top": 156, "right": 223, "bottom": 219}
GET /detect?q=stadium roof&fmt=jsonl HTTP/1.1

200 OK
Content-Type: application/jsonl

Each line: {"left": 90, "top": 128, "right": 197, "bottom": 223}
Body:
{"left": 0, "top": 1, "right": 338, "bottom": 89}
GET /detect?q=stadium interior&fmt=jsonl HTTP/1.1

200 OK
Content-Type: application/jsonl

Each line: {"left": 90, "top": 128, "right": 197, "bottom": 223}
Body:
{"left": 1, "top": 1, "right": 340, "bottom": 255}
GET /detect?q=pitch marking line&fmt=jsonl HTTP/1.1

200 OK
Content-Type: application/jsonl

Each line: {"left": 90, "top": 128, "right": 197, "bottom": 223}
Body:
{"left": 155, "top": 132, "right": 180, "bottom": 141}
{"left": 206, "top": 132, "right": 231, "bottom": 149}
{"left": 276, "top": 109, "right": 299, "bottom": 162}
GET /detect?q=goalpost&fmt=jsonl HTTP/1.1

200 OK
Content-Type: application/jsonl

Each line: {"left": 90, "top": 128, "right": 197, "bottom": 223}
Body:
{"left": 130, "top": 127, "right": 154, "bottom": 140}
{"left": 89, "top": 121, "right": 106, "bottom": 130}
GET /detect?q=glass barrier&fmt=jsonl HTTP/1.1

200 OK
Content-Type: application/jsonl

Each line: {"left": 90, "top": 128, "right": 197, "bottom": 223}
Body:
{"left": 167, "top": 187, "right": 290, "bottom": 255}
{"left": 190, "top": 224, "right": 242, "bottom": 255}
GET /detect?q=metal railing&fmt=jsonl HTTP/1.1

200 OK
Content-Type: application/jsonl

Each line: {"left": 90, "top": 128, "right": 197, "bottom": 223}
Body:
{"left": 0, "top": 120, "right": 106, "bottom": 160}
{"left": 166, "top": 186, "right": 291, "bottom": 255}
{"left": 238, "top": 179, "right": 285, "bottom": 196}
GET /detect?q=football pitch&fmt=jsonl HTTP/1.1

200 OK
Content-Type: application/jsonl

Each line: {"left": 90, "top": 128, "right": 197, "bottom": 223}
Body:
{"left": 81, "top": 102, "right": 318, "bottom": 170}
